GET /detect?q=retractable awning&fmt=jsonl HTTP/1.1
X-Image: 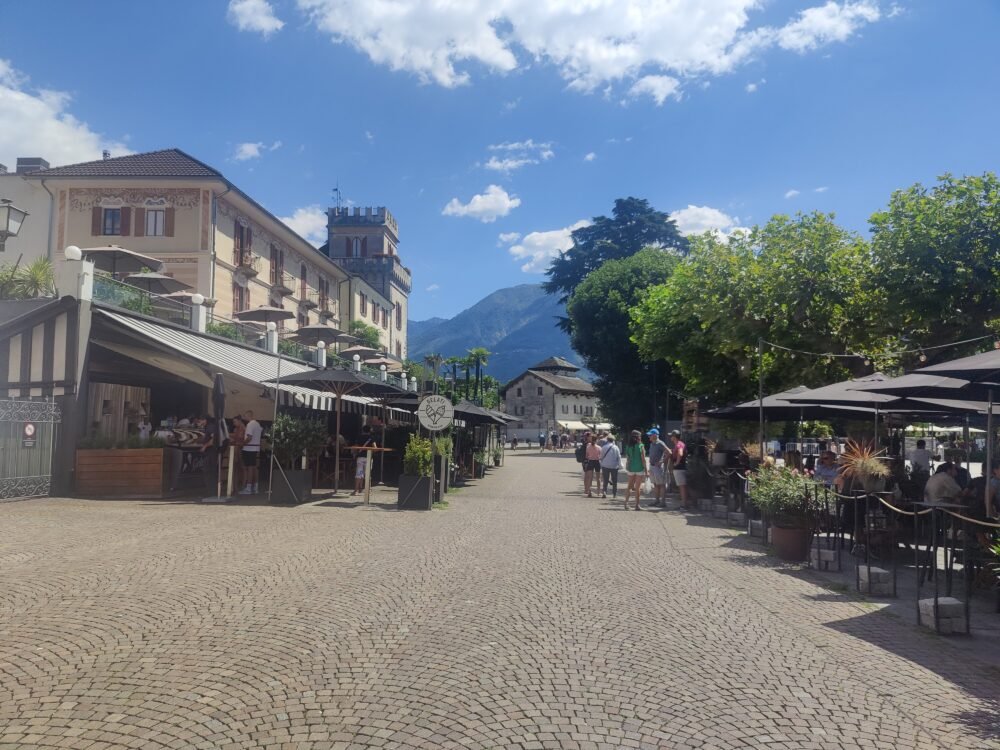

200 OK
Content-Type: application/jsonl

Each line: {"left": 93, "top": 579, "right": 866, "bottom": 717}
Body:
{"left": 95, "top": 309, "right": 375, "bottom": 413}
{"left": 557, "top": 420, "right": 612, "bottom": 431}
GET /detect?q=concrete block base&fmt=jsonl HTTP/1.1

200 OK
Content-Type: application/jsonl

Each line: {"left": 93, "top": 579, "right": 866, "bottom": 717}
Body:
{"left": 712, "top": 503, "right": 729, "bottom": 519}
{"left": 727, "top": 511, "right": 746, "bottom": 526}
{"left": 697, "top": 497, "right": 714, "bottom": 512}
{"left": 749, "top": 519, "right": 765, "bottom": 538}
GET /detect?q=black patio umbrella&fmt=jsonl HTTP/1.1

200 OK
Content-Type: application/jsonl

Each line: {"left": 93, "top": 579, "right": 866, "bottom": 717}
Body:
{"left": 233, "top": 305, "right": 295, "bottom": 326}
{"left": 340, "top": 344, "right": 380, "bottom": 359}
{"left": 288, "top": 323, "right": 342, "bottom": 346}
{"left": 211, "top": 373, "right": 227, "bottom": 498}
{"left": 846, "top": 372, "right": 1000, "bottom": 402}
{"left": 708, "top": 385, "right": 880, "bottom": 422}
{"left": 266, "top": 367, "right": 404, "bottom": 493}
{"left": 124, "top": 272, "right": 191, "bottom": 295}
{"left": 82, "top": 245, "right": 163, "bottom": 277}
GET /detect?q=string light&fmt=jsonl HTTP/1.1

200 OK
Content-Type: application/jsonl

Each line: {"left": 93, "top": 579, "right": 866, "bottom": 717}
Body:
{"left": 760, "top": 333, "right": 996, "bottom": 362}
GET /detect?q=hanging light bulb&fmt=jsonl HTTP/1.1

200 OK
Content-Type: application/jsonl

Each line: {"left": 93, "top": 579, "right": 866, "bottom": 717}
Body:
{"left": 864, "top": 358, "right": 871, "bottom": 366}
{"left": 919, "top": 351, "right": 927, "bottom": 362}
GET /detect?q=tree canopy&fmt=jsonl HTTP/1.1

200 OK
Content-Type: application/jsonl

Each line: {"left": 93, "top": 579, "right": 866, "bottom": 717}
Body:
{"left": 543, "top": 197, "right": 688, "bottom": 305}
{"left": 348, "top": 320, "right": 382, "bottom": 349}
{"left": 566, "top": 248, "right": 679, "bottom": 429}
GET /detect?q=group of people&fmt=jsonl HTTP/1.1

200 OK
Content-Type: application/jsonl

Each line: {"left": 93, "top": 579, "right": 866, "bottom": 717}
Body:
{"left": 578, "top": 428, "right": 688, "bottom": 511}
{"left": 195, "top": 411, "right": 263, "bottom": 495}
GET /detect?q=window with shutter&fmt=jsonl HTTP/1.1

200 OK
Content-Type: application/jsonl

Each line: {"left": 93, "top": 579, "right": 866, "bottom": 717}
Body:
{"left": 396, "top": 302, "right": 402, "bottom": 330}
{"left": 361, "top": 237, "right": 368, "bottom": 257}
{"left": 119, "top": 207, "right": 132, "bottom": 236}
{"left": 102, "top": 208, "right": 121, "bottom": 235}
{"left": 344, "top": 237, "right": 351, "bottom": 256}
{"left": 91, "top": 207, "right": 102, "bottom": 235}
{"left": 164, "top": 207, "right": 175, "bottom": 237}
{"left": 300, "top": 263, "right": 307, "bottom": 298}
{"left": 134, "top": 207, "right": 146, "bottom": 237}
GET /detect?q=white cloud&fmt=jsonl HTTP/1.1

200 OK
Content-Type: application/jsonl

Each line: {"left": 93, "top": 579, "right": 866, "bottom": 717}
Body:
{"left": 745, "top": 78, "right": 765, "bottom": 93}
{"left": 784, "top": 189, "right": 800, "bottom": 199}
{"left": 489, "top": 139, "right": 552, "bottom": 152}
{"left": 814, "top": 186, "right": 828, "bottom": 192}
{"left": 583, "top": 152, "right": 597, "bottom": 162}
{"left": 502, "top": 98, "right": 521, "bottom": 112}
{"left": 0, "top": 59, "right": 130, "bottom": 168}
{"left": 233, "top": 140, "right": 281, "bottom": 161}
{"left": 280, "top": 205, "right": 328, "bottom": 246}
{"left": 484, "top": 155, "right": 538, "bottom": 173}
{"left": 296, "top": 1, "right": 882, "bottom": 101}
{"left": 498, "top": 231, "right": 522, "bottom": 244}
{"left": 777, "top": 1, "right": 880, "bottom": 53}
{"left": 628, "top": 75, "right": 681, "bottom": 105}
{"left": 442, "top": 185, "right": 521, "bottom": 223}
{"left": 505, "top": 219, "right": 591, "bottom": 273}
{"left": 365, "top": 130, "right": 374, "bottom": 143}
{"left": 228, "top": 0, "right": 284, "bottom": 36}
{"left": 425, "top": 283, "right": 440, "bottom": 292}
{"left": 670, "top": 205, "right": 738, "bottom": 235}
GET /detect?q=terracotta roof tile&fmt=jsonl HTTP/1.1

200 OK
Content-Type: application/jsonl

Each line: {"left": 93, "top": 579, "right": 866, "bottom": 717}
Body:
{"left": 25, "top": 149, "right": 222, "bottom": 178}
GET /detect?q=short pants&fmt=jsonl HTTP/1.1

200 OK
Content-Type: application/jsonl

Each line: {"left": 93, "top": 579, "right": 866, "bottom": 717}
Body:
{"left": 241, "top": 449, "right": 259, "bottom": 467}
{"left": 673, "top": 469, "right": 687, "bottom": 487}
{"left": 355, "top": 458, "right": 367, "bottom": 480}
{"left": 650, "top": 466, "right": 665, "bottom": 485}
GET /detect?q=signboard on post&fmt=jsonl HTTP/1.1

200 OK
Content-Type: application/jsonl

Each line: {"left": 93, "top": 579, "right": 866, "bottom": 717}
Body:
{"left": 418, "top": 395, "right": 455, "bottom": 432}
{"left": 22, "top": 422, "right": 36, "bottom": 449}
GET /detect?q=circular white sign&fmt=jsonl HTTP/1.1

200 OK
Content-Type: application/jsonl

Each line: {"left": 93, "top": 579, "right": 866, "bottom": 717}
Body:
{"left": 417, "top": 395, "right": 455, "bottom": 432}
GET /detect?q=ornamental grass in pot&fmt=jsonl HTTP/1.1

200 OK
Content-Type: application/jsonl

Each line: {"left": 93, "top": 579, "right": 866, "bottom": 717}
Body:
{"left": 747, "top": 465, "right": 822, "bottom": 561}
{"left": 838, "top": 439, "right": 890, "bottom": 494}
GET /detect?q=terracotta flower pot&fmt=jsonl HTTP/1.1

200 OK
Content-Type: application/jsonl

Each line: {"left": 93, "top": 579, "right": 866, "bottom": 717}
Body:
{"left": 770, "top": 524, "right": 812, "bottom": 562}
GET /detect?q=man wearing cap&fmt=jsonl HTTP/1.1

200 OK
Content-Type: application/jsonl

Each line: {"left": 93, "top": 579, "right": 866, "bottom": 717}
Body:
{"left": 669, "top": 430, "right": 689, "bottom": 508}
{"left": 646, "top": 428, "right": 667, "bottom": 507}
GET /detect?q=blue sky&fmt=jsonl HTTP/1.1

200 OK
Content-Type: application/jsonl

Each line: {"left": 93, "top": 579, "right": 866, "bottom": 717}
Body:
{"left": 2, "top": 1, "right": 999, "bottom": 320}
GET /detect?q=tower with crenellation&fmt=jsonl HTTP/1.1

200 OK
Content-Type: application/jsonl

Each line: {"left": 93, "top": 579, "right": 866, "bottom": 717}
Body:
{"left": 320, "top": 206, "right": 411, "bottom": 360}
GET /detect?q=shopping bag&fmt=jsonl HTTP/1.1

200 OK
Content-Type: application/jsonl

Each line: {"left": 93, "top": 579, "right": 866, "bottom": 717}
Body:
{"left": 642, "top": 477, "right": 653, "bottom": 496}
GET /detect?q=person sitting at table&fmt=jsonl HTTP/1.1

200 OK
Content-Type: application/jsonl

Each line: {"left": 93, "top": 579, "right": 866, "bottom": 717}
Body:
{"left": 910, "top": 439, "right": 932, "bottom": 476}
{"left": 923, "top": 462, "right": 962, "bottom": 504}
{"left": 813, "top": 451, "right": 840, "bottom": 487}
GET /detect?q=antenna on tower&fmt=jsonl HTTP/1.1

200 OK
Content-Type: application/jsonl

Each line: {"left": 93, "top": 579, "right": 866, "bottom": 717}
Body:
{"left": 332, "top": 181, "right": 343, "bottom": 210}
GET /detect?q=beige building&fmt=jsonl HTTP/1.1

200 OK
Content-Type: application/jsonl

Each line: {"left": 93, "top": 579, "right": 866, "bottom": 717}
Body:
{"left": 503, "top": 357, "right": 608, "bottom": 440}
{"left": 0, "top": 150, "right": 410, "bottom": 354}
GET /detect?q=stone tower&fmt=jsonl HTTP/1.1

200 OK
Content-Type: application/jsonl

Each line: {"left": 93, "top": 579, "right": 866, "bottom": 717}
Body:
{"left": 323, "top": 206, "right": 412, "bottom": 360}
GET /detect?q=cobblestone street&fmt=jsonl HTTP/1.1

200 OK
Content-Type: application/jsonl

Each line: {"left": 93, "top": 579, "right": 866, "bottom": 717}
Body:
{"left": 1, "top": 452, "right": 998, "bottom": 749}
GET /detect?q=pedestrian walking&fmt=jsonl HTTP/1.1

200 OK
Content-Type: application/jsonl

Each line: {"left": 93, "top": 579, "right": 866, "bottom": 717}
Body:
{"left": 646, "top": 428, "right": 667, "bottom": 507}
{"left": 240, "top": 410, "right": 262, "bottom": 494}
{"left": 583, "top": 432, "right": 601, "bottom": 497}
{"left": 229, "top": 415, "right": 247, "bottom": 492}
{"left": 599, "top": 434, "right": 621, "bottom": 498}
{"left": 539, "top": 432, "right": 547, "bottom": 453}
{"left": 623, "top": 430, "right": 648, "bottom": 511}
{"left": 668, "top": 430, "right": 689, "bottom": 509}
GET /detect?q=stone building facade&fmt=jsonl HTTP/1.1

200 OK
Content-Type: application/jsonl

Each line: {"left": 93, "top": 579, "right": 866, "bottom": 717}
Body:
{"left": 503, "top": 357, "right": 608, "bottom": 441}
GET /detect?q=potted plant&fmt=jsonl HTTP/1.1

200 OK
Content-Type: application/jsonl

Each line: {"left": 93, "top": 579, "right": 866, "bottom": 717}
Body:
{"left": 432, "top": 435, "right": 453, "bottom": 500}
{"left": 707, "top": 438, "right": 728, "bottom": 467}
{"left": 399, "top": 434, "right": 433, "bottom": 510}
{"left": 474, "top": 448, "right": 488, "bottom": 478}
{"left": 747, "top": 465, "right": 821, "bottom": 561}
{"left": 838, "top": 439, "right": 890, "bottom": 494}
{"left": 491, "top": 446, "right": 503, "bottom": 466}
{"left": 75, "top": 435, "right": 168, "bottom": 498}
{"left": 740, "top": 440, "right": 763, "bottom": 469}
{"left": 269, "top": 414, "right": 326, "bottom": 504}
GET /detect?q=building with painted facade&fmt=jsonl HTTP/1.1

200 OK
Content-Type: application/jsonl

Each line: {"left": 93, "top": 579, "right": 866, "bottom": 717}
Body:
{"left": 503, "top": 357, "right": 608, "bottom": 441}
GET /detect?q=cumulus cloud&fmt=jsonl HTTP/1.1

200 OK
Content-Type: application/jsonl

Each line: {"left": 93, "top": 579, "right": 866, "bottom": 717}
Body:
{"left": 232, "top": 140, "right": 281, "bottom": 161}
{"left": 0, "top": 59, "right": 130, "bottom": 168}
{"left": 365, "top": 130, "right": 374, "bottom": 143}
{"left": 295, "top": 1, "right": 882, "bottom": 101}
{"left": 228, "top": 0, "right": 284, "bottom": 36}
{"left": 482, "top": 139, "right": 554, "bottom": 173}
{"left": 746, "top": 78, "right": 765, "bottom": 93}
{"left": 442, "top": 185, "right": 521, "bottom": 223}
{"left": 484, "top": 155, "right": 538, "bottom": 173}
{"left": 814, "top": 186, "right": 829, "bottom": 192}
{"left": 503, "top": 219, "right": 591, "bottom": 273}
{"left": 671, "top": 205, "right": 741, "bottom": 236}
{"left": 628, "top": 75, "right": 681, "bottom": 105}
{"left": 583, "top": 152, "right": 597, "bottom": 162}
{"left": 498, "top": 231, "right": 522, "bottom": 244}
{"left": 784, "top": 189, "right": 800, "bottom": 199}
{"left": 425, "top": 283, "right": 440, "bottom": 292}
{"left": 280, "top": 205, "right": 328, "bottom": 246}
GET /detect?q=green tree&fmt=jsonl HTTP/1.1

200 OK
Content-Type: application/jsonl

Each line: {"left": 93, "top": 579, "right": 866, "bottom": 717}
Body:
{"left": 0, "top": 258, "right": 55, "bottom": 300}
{"left": 349, "top": 320, "right": 382, "bottom": 349}
{"left": 867, "top": 172, "right": 1000, "bottom": 360}
{"left": 565, "top": 247, "right": 680, "bottom": 429}
{"left": 631, "top": 213, "right": 877, "bottom": 403}
{"left": 543, "top": 197, "right": 688, "bottom": 306}
{"left": 444, "top": 356, "right": 463, "bottom": 400}
{"left": 423, "top": 353, "right": 444, "bottom": 393}
{"left": 467, "top": 347, "right": 491, "bottom": 404}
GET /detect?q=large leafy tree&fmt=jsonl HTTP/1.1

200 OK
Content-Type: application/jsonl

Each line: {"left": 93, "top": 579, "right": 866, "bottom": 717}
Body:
{"left": 631, "top": 213, "right": 878, "bottom": 404}
{"left": 543, "top": 197, "right": 688, "bottom": 306}
{"left": 566, "top": 248, "right": 680, "bottom": 429}
{"left": 867, "top": 172, "right": 1000, "bottom": 359}
{"left": 348, "top": 320, "right": 382, "bottom": 349}
{"left": 467, "top": 347, "right": 491, "bottom": 404}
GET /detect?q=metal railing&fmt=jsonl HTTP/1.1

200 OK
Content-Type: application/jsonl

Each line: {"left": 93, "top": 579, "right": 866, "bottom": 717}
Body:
{"left": 271, "top": 269, "right": 294, "bottom": 294}
{"left": 300, "top": 290, "right": 319, "bottom": 308}
{"left": 232, "top": 249, "right": 260, "bottom": 275}
{"left": 206, "top": 314, "right": 267, "bottom": 348}
{"left": 93, "top": 273, "right": 193, "bottom": 328}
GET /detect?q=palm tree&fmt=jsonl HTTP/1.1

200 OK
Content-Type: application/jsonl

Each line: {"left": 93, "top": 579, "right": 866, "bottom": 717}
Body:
{"left": 467, "top": 347, "right": 491, "bottom": 404}
{"left": 444, "top": 356, "right": 463, "bottom": 400}
{"left": 423, "top": 353, "right": 444, "bottom": 394}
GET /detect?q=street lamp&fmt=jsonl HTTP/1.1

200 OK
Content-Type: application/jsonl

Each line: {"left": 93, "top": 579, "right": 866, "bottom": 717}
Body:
{"left": 0, "top": 198, "right": 28, "bottom": 253}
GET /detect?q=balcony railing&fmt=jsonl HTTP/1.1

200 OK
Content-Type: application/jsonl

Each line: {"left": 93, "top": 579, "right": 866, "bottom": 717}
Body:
{"left": 271, "top": 269, "right": 294, "bottom": 295}
{"left": 206, "top": 314, "right": 267, "bottom": 348}
{"left": 93, "top": 273, "right": 193, "bottom": 328}
{"left": 233, "top": 249, "right": 260, "bottom": 276}
{"left": 300, "top": 290, "right": 319, "bottom": 309}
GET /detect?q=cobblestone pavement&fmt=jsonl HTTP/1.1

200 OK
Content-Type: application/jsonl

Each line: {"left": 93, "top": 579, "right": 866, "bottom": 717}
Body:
{"left": 1, "top": 452, "right": 998, "bottom": 750}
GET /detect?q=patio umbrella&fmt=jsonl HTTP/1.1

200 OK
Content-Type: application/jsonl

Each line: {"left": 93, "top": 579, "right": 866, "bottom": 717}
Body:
{"left": 364, "top": 355, "right": 403, "bottom": 371}
{"left": 123, "top": 272, "right": 191, "bottom": 295}
{"left": 340, "top": 344, "right": 379, "bottom": 359}
{"left": 266, "top": 367, "right": 404, "bottom": 493}
{"left": 233, "top": 305, "right": 295, "bottom": 326}
{"left": 162, "top": 290, "right": 206, "bottom": 302}
{"left": 82, "top": 245, "right": 163, "bottom": 276}
{"left": 211, "top": 373, "right": 227, "bottom": 498}
{"left": 707, "top": 385, "right": 881, "bottom": 422}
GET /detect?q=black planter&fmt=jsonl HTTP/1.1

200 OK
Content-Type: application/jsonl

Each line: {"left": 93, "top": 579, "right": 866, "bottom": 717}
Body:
{"left": 398, "top": 474, "right": 432, "bottom": 510}
{"left": 270, "top": 469, "right": 312, "bottom": 504}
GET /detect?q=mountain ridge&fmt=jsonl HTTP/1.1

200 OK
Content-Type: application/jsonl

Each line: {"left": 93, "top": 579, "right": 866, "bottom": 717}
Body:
{"left": 407, "top": 283, "right": 584, "bottom": 382}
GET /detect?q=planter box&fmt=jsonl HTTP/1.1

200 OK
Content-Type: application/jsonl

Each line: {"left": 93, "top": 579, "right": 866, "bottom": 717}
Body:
{"left": 771, "top": 524, "right": 813, "bottom": 562}
{"left": 270, "top": 468, "right": 312, "bottom": 504}
{"left": 75, "top": 448, "right": 168, "bottom": 498}
{"left": 398, "top": 474, "right": 432, "bottom": 510}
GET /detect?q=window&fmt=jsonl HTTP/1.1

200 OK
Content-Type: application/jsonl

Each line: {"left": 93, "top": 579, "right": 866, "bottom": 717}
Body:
{"left": 102, "top": 208, "right": 121, "bottom": 235}
{"left": 359, "top": 293, "right": 368, "bottom": 316}
{"left": 573, "top": 404, "right": 578, "bottom": 414}
{"left": 352, "top": 237, "right": 361, "bottom": 258}
{"left": 232, "top": 283, "right": 247, "bottom": 313}
{"left": 381, "top": 308, "right": 388, "bottom": 329}
{"left": 395, "top": 302, "right": 402, "bottom": 330}
{"left": 537, "top": 406, "right": 544, "bottom": 416}
{"left": 270, "top": 245, "right": 284, "bottom": 284}
{"left": 537, "top": 387, "right": 543, "bottom": 396}
{"left": 516, "top": 388, "right": 522, "bottom": 397}
{"left": 300, "top": 263, "right": 308, "bottom": 298}
{"left": 562, "top": 405, "right": 569, "bottom": 414}
{"left": 395, "top": 341, "right": 402, "bottom": 358}
{"left": 145, "top": 209, "right": 165, "bottom": 237}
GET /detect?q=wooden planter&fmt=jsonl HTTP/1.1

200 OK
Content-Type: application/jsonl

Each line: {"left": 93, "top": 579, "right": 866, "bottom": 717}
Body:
{"left": 75, "top": 448, "right": 168, "bottom": 498}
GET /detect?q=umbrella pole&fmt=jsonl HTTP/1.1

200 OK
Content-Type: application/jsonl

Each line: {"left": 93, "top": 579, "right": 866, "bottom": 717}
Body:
{"left": 267, "top": 348, "right": 284, "bottom": 503}
{"left": 758, "top": 338, "right": 765, "bottom": 462}
{"left": 379, "top": 401, "right": 387, "bottom": 485}
{"left": 334, "top": 392, "right": 343, "bottom": 494}
{"left": 987, "top": 390, "right": 994, "bottom": 518}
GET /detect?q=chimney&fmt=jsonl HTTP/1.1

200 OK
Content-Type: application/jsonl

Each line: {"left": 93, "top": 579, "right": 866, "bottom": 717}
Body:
{"left": 15, "top": 157, "right": 49, "bottom": 175}
{"left": 102, "top": 150, "right": 111, "bottom": 160}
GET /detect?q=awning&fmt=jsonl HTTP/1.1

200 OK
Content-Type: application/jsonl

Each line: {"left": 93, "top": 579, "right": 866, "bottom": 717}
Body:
{"left": 95, "top": 309, "right": 374, "bottom": 413}
{"left": 557, "top": 420, "right": 612, "bottom": 431}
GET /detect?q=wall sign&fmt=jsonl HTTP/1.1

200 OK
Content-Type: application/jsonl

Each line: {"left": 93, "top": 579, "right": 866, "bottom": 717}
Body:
{"left": 417, "top": 395, "right": 454, "bottom": 432}
{"left": 22, "top": 422, "right": 36, "bottom": 449}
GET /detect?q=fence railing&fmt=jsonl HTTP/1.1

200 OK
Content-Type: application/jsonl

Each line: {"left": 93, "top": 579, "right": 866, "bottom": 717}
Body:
{"left": 93, "top": 273, "right": 193, "bottom": 328}
{"left": 206, "top": 314, "right": 267, "bottom": 348}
